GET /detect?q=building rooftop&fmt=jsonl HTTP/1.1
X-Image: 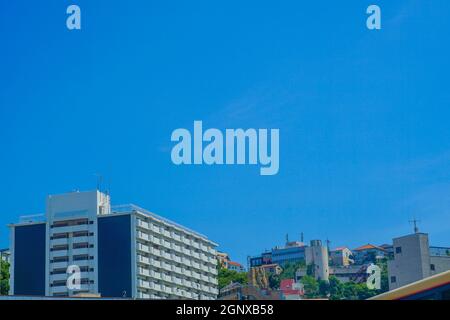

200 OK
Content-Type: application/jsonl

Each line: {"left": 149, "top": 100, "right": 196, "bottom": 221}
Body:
{"left": 331, "top": 246, "right": 349, "bottom": 252}
{"left": 112, "top": 204, "right": 215, "bottom": 244}
{"left": 353, "top": 244, "right": 386, "bottom": 252}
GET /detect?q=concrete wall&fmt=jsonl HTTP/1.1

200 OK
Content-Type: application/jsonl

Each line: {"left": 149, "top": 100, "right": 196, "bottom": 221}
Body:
{"left": 388, "top": 233, "right": 431, "bottom": 290}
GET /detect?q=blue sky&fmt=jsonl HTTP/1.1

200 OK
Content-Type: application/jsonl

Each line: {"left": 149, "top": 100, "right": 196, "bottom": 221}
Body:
{"left": 1, "top": 1, "right": 450, "bottom": 264}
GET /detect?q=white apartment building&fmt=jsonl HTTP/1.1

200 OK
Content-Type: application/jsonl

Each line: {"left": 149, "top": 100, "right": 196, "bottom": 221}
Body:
{"left": 9, "top": 190, "right": 218, "bottom": 299}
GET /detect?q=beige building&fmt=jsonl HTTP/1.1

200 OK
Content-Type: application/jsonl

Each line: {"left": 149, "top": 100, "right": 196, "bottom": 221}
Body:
{"left": 305, "top": 240, "right": 329, "bottom": 281}
{"left": 330, "top": 247, "right": 353, "bottom": 266}
{"left": 216, "top": 252, "right": 230, "bottom": 267}
{"left": 388, "top": 232, "right": 450, "bottom": 290}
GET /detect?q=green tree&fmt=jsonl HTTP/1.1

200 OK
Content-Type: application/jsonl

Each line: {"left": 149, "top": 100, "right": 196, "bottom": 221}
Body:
{"left": 328, "top": 275, "right": 378, "bottom": 300}
{"left": 318, "top": 279, "right": 330, "bottom": 297}
{"left": 300, "top": 275, "right": 319, "bottom": 298}
{"left": 218, "top": 265, "right": 248, "bottom": 289}
{"left": 279, "top": 262, "right": 304, "bottom": 281}
{"left": 355, "top": 283, "right": 377, "bottom": 300}
{"left": 328, "top": 276, "right": 344, "bottom": 300}
{"left": 377, "top": 258, "right": 389, "bottom": 293}
{"left": 0, "top": 260, "right": 10, "bottom": 295}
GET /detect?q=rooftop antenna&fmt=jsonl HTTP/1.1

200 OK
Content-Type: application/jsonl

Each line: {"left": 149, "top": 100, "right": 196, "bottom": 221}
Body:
{"left": 285, "top": 233, "right": 289, "bottom": 245}
{"left": 94, "top": 173, "right": 103, "bottom": 192}
{"left": 104, "top": 176, "right": 110, "bottom": 197}
{"left": 409, "top": 218, "right": 420, "bottom": 234}
{"left": 301, "top": 232, "right": 304, "bottom": 243}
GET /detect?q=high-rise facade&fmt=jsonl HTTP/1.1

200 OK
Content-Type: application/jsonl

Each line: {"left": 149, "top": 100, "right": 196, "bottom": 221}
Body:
{"left": 9, "top": 190, "right": 218, "bottom": 299}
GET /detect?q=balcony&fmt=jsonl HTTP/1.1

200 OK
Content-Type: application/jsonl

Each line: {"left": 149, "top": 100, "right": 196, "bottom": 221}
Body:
{"left": 162, "top": 229, "right": 171, "bottom": 238}
{"left": 172, "top": 266, "right": 182, "bottom": 275}
{"left": 192, "top": 241, "right": 200, "bottom": 249}
{"left": 137, "top": 219, "right": 149, "bottom": 229}
{"left": 172, "top": 244, "right": 182, "bottom": 253}
{"left": 137, "top": 255, "right": 150, "bottom": 265}
{"left": 138, "top": 267, "right": 150, "bottom": 277}
{"left": 161, "top": 274, "right": 172, "bottom": 282}
{"left": 209, "top": 267, "right": 218, "bottom": 275}
{"left": 138, "top": 279, "right": 150, "bottom": 289}
{"left": 161, "top": 240, "right": 171, "bottom": 250}
{"left": 150, "top": 247, "right": 161, "bottom": 257}
{"left": 161, "top": 262, "right": 172, "bottom": 272}
{"left": 183, "top": 269, "right": 192, "bottom": 277}
{"left": 163, "top": 286, "right": 172, "bottom": 294}
{"left": 151, "top": 236, "right": 161, "bottom": 245}
{"left": 150, "top": 225, "right": 161, "bottom": 234}
{"left": 182, "top": 279, "right": 192, "bottom": 287}
{"left": 153, "top": 283, "right": 162, "bottom": 292}
{"left": 137, "top": 231, "right": 149, "bottom": 241}
{"left": 172, "top": 233, "right": 182, "bottom": 242}
{"left": 150, "top": 259, "right": 161, "bottom": 268}
{"left": 172, "top": 255, "right": 182, "bottom": 263}
{"left": 137, "top": 243, "right": 150, "bottom": 253}
{"left": 182, "top": 258, "right": 192, "bottom": 267}
{"left": 138, "top": 292, "right": 150, "bottom": 299}
{"left": 210, "top": 287, "right": 219, "bottom": 295}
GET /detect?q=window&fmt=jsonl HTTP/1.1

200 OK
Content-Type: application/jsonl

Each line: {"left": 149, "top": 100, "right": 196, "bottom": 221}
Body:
{"left": 390, "top": 276, "right": 397, "bottom": 283}
{"left": 51, "top": 218, "right": 89, "bottom": 228}
{"left": 79, "top": 266, "right": 94, "bottom": 272}
{"left": 53, "top": 292, "right": 69, "bottom": 297}
{"left": 50, "top": 268, "right": 67, "bottom": 275}
{"left": 73, "top": 231, "right": 94, "bottom": 237}
{"left": 395, "top": 247, "right": 402, "bottom": 254}
{"left": 73, "top": 242, "right": 92, "bottom": 249}
{"left": 431, "top": 264, "right": 436, "bottom": 271}
{"left": 80, "top": 278, "right": 94, "bottom": 285}
{"left": 51, "top": 244, "right": 69, "bottom": 251}
{"left": 73, "top": 254, "right": 92, "bottom": 261}
{"left": 73, "top": 290, "right": 89, "bottom": 295}
{"left": 51, "top": 280, "right": 67, "bottom": 287}
{"left": 51, "top": 256, "right": 69, "bottom": 263}
{"left": 51, "top": 233, "right": 69, "bottom": 240}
